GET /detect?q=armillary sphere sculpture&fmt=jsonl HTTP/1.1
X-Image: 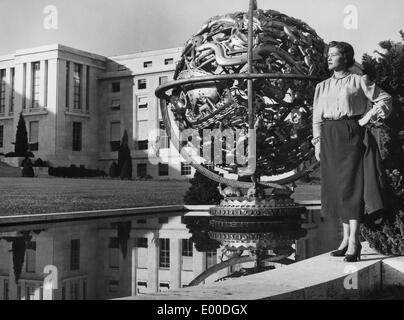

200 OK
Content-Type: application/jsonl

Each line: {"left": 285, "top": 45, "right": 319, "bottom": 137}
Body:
{"left": 156, "top": 1, "right": 329, "bottom": 268}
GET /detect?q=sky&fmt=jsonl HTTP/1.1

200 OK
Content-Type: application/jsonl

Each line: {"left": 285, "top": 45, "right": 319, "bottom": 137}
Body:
{"left": 1, "top": 0, "right": 403, "bottom": 61}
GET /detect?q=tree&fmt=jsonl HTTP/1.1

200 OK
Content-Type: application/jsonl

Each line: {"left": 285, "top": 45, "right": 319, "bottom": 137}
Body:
{"left": 15, "top": 112, "right": 29, "bottom": 156}
{"left": 360, "top": 31, "right": 404, "bottom": 256}
{"left": 184, "top": 168, "right": 223, "bottom": 205}
{"left": 118, "top": 130, "right": 132, "bottom": 180}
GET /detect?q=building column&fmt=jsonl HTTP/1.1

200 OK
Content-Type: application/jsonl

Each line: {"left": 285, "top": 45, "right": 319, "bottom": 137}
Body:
{"left": 39, "top": 60, "right": 48, "bottom": 108}
{"left": 192, "top": 245, "right": 205, "bottom": 282}
{"left": 13, "top": 63, "right": 24, "bottom": 115}
{"left": 170, "top": 238, "right": 181, "bottom": 290}
{"left": 25, "top": 62, "right": 32, "bottom": 110}
{"left": 81, "top": 65, "right": 87, "bottom": 111}
{"left": 132, "top": 94, "right": 138, "bottom": 145}
{"left": 4, "top": 68, "right": 11, "bottom": 115}
{"left": 67, "top": 61, "right": 74, "bottom": 110}
{"left": 147, "top": 233, "right": 158, "bottom": 293}
{"left": 131, "top": 241, "right": 137, "bottom": 296}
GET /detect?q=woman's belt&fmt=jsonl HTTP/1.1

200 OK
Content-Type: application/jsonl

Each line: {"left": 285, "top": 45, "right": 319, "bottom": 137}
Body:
{"left": 323, "top": 115, "right": 362, "bottom": 121}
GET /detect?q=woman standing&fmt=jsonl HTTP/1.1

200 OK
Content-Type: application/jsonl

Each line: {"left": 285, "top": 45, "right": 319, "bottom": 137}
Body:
{"left": 312, "top": 41, "right": 392, "bottom": 262}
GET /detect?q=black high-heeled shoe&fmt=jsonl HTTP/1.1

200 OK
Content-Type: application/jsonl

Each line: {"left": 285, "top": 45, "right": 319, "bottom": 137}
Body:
{"left": 344, "top": 243, "right": 362, "bottom": 262}
{"left": 330, "top": 245, "right": 348, "bottom": 257}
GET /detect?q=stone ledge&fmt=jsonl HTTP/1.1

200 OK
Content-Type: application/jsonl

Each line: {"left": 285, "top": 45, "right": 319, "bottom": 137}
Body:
{"left": 0, "top": 205, "right": 186, "bottom": 225}
{"left": 117, "top": 242, "right": 403, "bottom": 300}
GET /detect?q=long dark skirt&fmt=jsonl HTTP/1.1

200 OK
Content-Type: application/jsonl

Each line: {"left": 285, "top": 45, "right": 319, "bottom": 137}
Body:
{"left": 320, "top": 118, "right": 366, "bottom": 223}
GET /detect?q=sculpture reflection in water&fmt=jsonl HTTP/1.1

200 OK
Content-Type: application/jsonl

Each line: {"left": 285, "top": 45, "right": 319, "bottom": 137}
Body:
{"left": 183, "top": 213, "right": 306, "bottom": 286}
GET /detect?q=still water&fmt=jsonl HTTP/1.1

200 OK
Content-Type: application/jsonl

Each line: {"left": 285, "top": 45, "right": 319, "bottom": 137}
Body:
{"left": 0, "top": 210, "right": 318, "bottom": 300}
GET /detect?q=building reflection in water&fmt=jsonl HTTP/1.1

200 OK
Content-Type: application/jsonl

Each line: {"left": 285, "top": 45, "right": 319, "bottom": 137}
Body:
{"left": 0, "top": 206, "right": 336, "bottom": 300}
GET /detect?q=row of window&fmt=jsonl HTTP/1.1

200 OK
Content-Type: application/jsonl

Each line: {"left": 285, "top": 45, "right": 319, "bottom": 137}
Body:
{"left": 109, "top": 74, "right": 168, "bottom": 93}
{"left": 143, "top": 58, "right": 174, "bottom": 69}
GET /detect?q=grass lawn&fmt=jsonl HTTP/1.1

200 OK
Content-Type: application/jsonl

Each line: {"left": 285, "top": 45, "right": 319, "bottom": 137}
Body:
{"left": 0, "top": 177, "right": 320, "bottom": 216}
{"left": 0, "top": 177, "right": 191, "bottom": 215}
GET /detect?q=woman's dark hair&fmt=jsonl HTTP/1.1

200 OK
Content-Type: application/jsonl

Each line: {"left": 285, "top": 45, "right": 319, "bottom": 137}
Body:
{"left": 328, "top": 41, "right": 355, "bottom": 68}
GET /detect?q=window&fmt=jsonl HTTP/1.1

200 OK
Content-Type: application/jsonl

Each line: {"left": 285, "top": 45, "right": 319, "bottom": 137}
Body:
{"left": 111, "top": 98, "right": 120, "bottom": 110}
{"left": 29, "top": 121, "right": 39, "bottom": 151}
{"left": 109, "top": 237, "right": 119, "bottom": 269}
{"left": 110, "top": 122, "right": 120, "bottom": 152}
{"left": 70, "top": 239, "right": 80, "bottom": 270}
{"left": 159, "top": 282, "right": 170, "bottom": 292}
{"left": 3, "top": 280, "right": 8, "bottom": 300}
{"left": 0, "top": 125, "right": 3, "bottom": 148}
{"left": 164, "top": 58, "right": 174, "bottom": 65}
{"left": 83, "top": 280, "right": 87, "bottom": 300}
{"left": 159, "top": 238, "right": 170, "bottom": 269}
{"left": 17, "top": 285, "right": 21, "bottom": 300}
{"left": 182, "top": 239, "right": 193, "bottom": 257}
{"left": 181, "top": 239, "right": 193, "bottom": 271}
{"left": 70, "top": 281, "right": 79, "bottom": 300}
{"left": 138, "top": 96, "right": 148, "bottom": 109}
{"left": 143, "top": 61, "right": 152, "bottom": 68}
{"left": 0, "top": 69, "right": 5, "bottom": 114}
{"left": 137, "top": 281, "right": 147, "bottom": 294}
{"left": 158, "top": 163, "right": 169, "bottom": 176}
{"left": 159, "top": 76, "right": 168, "bottom": 85}
{"left": 138, "top": 79, "right": 146, "bottom": 90}
{"left": 85, "top": 66, "right": 90, "bottom": 112}
{"left": 73, "top": 64, "right": 82, "bottom": 109}
{"left": 62, "top": 283, "right": 66, "bottom": 300}
{"left": 108, "top": 280, "right": 119, "bottom": 293}
{"left": 65, "top": 61, "right": 70, "bottom": 109}
{"left": 137, "top": 163, "right": 147, "bottom": 177}
{"left": 159, "top": 120, "right": 169, "bottom": 149}
{"left": 206, "top": 250, "right": 217, "bottom": 269}
{"left": 136, "top": 219, "right": 146, "bottom": 224}
{"left": 31, "top": 62, "right": 40, "bottom": 108}
{"left": 181, "top": 162, "right": 192, "bottom": 175}
{"left": 72, "top": 122, "right": 82, "bottom": 151}
{"left": 10, "top": 67, "right": 15, "bottom": 113}
{"left": 26, "top": 285, "right": 36, "bottom": 300}
{"left": 111, "top": 81, "right": 120, "bottom": 92}
{"left": 25, "top": 241, "right": 36, "bottom": 273}
{"left": 137, "top": 140, "right": 148, "bottom": 150}
{"left": 136, "top": 238, "right": 148, "bottom": 248}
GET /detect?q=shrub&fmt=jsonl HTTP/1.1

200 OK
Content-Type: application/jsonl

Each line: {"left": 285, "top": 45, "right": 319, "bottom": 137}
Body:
{"left": 360, "top": 32, "right": 404, "bottom": 256}
{"left": 109, "top": 161, "right": 119, "bottom": 178}
{"left": 5, "top": 151, "right": 34, "bottom": 158}
{"left": 184, "top": 168, "right": 223, "bottom": 205}
{"left": 48, "top": 166, "right": 107, "bottom": 178}
{"left": 21, "top": 158, "right": 35, "bottom": 177}
{"left": 33, "top": 158, "right": 48, "bottom": 167}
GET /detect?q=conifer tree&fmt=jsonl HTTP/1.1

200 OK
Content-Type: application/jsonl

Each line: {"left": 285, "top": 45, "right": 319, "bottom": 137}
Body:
{"left": 15, "top": 112, "right": 29, "bottom": 156}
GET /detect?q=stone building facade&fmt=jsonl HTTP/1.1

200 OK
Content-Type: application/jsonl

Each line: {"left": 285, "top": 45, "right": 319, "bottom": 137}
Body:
{"left": 0, "top": 44, "right": 193, "bottom": 179}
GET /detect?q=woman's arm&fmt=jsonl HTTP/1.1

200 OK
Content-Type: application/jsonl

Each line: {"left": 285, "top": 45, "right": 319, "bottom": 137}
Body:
{"left": 311, "top": 83, "right": 323, "bottom": 146}
{"left": 358, "top": 75, "right": 392, "bottom": 126}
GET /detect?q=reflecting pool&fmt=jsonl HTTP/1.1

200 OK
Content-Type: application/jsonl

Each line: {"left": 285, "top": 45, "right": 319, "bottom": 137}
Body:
{"left": 0, "top": 206, "right": 329, "bottom": 300}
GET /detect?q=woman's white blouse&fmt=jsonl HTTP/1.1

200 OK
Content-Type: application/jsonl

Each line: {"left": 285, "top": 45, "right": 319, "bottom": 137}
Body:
{"left": 312, "top": 72, "right": 392, "bottom": 142}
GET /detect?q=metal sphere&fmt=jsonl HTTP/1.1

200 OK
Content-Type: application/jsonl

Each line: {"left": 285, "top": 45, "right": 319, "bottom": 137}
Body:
{"left": 157, "top": 9, "right": 329, "bottom": 181}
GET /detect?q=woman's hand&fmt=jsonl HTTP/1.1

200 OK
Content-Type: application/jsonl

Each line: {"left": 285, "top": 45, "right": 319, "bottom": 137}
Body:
{"left": 315, "top": 143, "right": 320, "bottom": 162}
{"left": 358, "top": 109, "right": 375, "bottom": 126}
